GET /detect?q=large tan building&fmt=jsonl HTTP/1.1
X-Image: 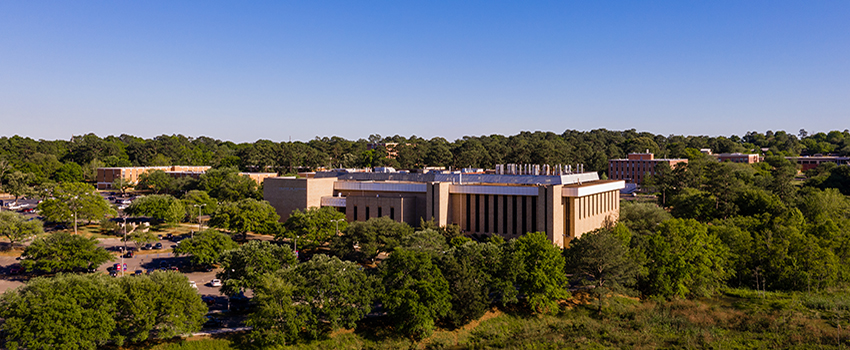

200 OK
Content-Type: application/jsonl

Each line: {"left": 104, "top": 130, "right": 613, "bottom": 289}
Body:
{"left": 608, "top": 153, "right": 688, "bottom": 184}
{"left": 264, "top": 171, "right": 625, "bottom": 247}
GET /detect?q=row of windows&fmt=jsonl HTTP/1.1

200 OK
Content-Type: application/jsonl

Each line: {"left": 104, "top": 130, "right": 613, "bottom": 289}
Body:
{"left": 464, "top": 194, "right": 536, "bottom": 235}
{"left": 352, "top": 206, "right": 395, "bottom": 221}
{"left": 578, "top": 191, "right": 618, "bottom": 219}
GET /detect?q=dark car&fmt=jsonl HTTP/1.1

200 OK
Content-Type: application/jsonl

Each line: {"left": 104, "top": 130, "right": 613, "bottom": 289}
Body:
{"left": 203, "top": 316, "right": 222, "bottom": 328}
{"left": 153, "top": 242, "right": 163, "bottom": 250}
{"left": 201, "top": 295, "right": 216, "bottom": 305}
{"left": 124, "top": 250, "right": 135, "bottom": 258}
{"left": 9, "top": 265, "right": 23, "bottom": 275}
{"left": 134, "top": 269, "right": 144, "bottom": 275}
{"left": 143, "top": 243, "right": 153, "bottom": 250}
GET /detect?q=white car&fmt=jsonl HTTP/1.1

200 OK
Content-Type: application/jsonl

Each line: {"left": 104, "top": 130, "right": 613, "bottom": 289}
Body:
{"left": 189, "top": 281, "right": 198, "bottom": 289}
{"left": 210, "top": 279, "right": 222, "bottom": 287}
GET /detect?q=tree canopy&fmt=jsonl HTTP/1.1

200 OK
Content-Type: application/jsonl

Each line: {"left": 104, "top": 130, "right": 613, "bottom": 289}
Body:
{"left": 21, "top": 232, "right": 113, "bottom": 273}
{"left": 216, "top": 240, "right": 297, "bottom": 296}
{"left": 125, "top": 194, "right": 185, "bottom": 223}
{"left": 172, "top": 229, "right": 238, "bottom": 266}
{"left": 0, "top": 211, "right": 43, "bottom": 249}
{"left": 278, "top": 206, "right": 347, "bottom": 251}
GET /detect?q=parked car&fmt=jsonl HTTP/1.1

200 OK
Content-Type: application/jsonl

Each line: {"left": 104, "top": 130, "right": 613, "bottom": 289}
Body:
{"left": 153, "top": 242, "right": 163, "bottom": 250}
{"left": 142, "top": 243, "right": 153, "bottom": 250}
{"left": 134, "top": 269, "right": 144, "bottom": 276}
{"left": 210, "top": 279, "right": 222, "bottom": 287}
{"left": 170, "top": 266, "right": 179, "bottom": 272}
{"left": 189, "top": 281, "right": 198, "bottom": 289}
{"left": 203, "top": 316, "right": 222, "bottom": 328}
{"left": 202, "top": 295, "right": 216, "bottom": 305}
{"left": 9, "top": 265, "right": 23, "bottom": 275}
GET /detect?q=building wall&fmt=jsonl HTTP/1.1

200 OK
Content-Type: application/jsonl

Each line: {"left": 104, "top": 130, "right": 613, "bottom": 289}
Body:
{"left": 263, "top": 174, "right": 625, "bottom": 248}
{"left": 239, "top": 172, "right": 278, "bottom": 185}
{"left": 425, "top": 182, "right": 452, "bottom": 226}
{"left": 263, "top": 177, "right": 336, "bottom": 222}
{"left": 345, "top": 196, "right": 416, "bottom": 226}
{"left": 565, "top": 189, "right": 619, "bottom": 242}
{"left": 608, "top": 156, "right": 688, "bottom": 184}
{"left": 716, "top": 153, "right": 760, "bottom": 164}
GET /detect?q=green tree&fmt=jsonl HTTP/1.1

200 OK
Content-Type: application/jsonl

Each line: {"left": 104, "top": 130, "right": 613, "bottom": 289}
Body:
{"left": 278, "top": 206, "right": 347, "bottom": 251}
{"left": 216, "top": 240, "right": 297, "bottom": 296}
{"left": 125, "top": 194, "right": 185, "bottom": 224}
{"left": 618, "top": 201, "right": 672, "bottom": 235}
{"left": 564, "top": 227, "right": 640, "bottom": 311}
{"left": 135, "top": 169, "right": 175, "bottom": 194}
{"left": 53, "top": 162, "right": 84, "bottom": 183}
{"left": 181, "top": 190, "right": 217, "bottom": 223}
{"left": 20, "top": 232, "right": 113, "bottom": 273}
{"left": 641, "top": 218, "right": 731, "bottom": 298}
{"left": 111, "top": 177, "right": 133, "bottom": 195}
{"left": 381, "top": 248, "right": 451, "bottom": 340}
{"left": 0, "top": 211, "right": 43, "bottom": 249}
{"left": 126, "top": 230, "right": 158, "bottom": 250}
{"left": 288, "top": 254, "right": 377, "bottom": 337}
{"left": 246, "top": 274, "right": 303, "bottom": 346}
{"left": 209, "top": 198, "right": 280, "bottom": 240}
{"left": 1, "top": 171, "right": 35, "bottom": 203}
{"left": 0, "top": 273, "right": 118, "bottom": 350}
{"left": 37, "top": 182, "right": 114, "bottom": 232}
{"left": 400, "top": 228, "right": 449, "bottom": 256}
{"left": 172, "top": 229, "right": 238, "bottom": 266}
{"left": 198, "top": 167, "right": 260, "bottom": 201}
{"left": 331, "top": 216, "right": 414, "bottom": 263}
{"left": 505, "top": 232, "right": 570, "bottom": 313}
{"left": 438, "top": 241, "right": 491, "bottom": 328}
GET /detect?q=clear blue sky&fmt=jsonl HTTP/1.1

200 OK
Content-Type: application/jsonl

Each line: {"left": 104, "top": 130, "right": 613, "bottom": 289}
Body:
{"left": 1, "top": 1, "right": 848, "bottom": 143}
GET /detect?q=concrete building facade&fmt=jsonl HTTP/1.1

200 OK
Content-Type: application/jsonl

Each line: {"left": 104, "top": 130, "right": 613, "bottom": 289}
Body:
{"left": 263, "top": 171, "right": 625, "bottom": 247}
{"left": 608, "top": 153, "right": 688, "bottom": 184}
{"left": 716, "top": 153, "right": 760, "bottom": 164}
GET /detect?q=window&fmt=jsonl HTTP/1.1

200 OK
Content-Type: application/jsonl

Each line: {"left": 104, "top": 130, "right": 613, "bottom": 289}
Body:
{"left": 390, "top": 207, "right": 395, "bottom": 220}
{"left": 378, "top": 207, "right": 382, "bottom": 217}
{"left": 366, "top": 206, "right": 370, "bottom": 219}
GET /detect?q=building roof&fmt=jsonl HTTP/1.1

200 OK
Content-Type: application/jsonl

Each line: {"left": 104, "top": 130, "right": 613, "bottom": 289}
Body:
{"left": 314, "top": 171, "right": 602, "bottom": 186}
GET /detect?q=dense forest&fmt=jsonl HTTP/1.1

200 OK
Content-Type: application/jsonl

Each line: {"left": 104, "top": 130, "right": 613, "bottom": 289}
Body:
{"left": 1, "top": 129, "right": 849, "bottom": 185}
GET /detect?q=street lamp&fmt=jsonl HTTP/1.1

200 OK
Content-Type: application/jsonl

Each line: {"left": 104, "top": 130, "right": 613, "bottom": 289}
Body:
{"left": 71, "top": 195, "right": 79, "bottom": 235}
{"left": 193, "top": 204, "right": 206, "bottom": 238}
{"left": 331, "top": 218, "right": 343, "bottom": 235}
{"left": 121, "top": 215, "right": 128, "bottom": 276}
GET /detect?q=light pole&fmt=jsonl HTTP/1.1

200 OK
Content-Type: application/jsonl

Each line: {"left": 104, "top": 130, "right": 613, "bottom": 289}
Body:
{"left": 71, "top": 195, "right": 78, "bottom": 235}
{"left": 121, "top": 215, "right": 127, "bottom": 276}
{"left": 331, "top": 218, "right": 343, "bottom": 235}
{"left": 193, "top": 204, "right": 206, "bottom": 238}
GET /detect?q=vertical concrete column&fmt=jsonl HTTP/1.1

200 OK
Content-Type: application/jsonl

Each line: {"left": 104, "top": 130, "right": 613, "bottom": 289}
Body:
{"left": 477, "top": 194, "right": 486, "bottom": 234}
{"left": 488, "top": 195, "right": 496, "bottom": 234}
{"left": 506, "top": 195, "right": 515, "bottom": 236}
{"left": 538, "top": 185, "right": 564, "bottom": 248}
{"left": 426, "top": 182, "right": 452, "bottom": 227}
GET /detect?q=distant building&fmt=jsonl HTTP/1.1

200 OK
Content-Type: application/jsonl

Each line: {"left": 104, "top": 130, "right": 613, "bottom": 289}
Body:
{"left": 608, "top": 153, "right": 688, "bottom": 185}
{"left": 96, "top": 166, "right": 274, "bottom": 190}
{"left": 715, "top": 153, "right": 760, "bottom": 164}
{"left": 263, "top": 170, "right": 625, "bottom": 248}
{"left": 786, "top": 156, "right": 850, "bottom": 171}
